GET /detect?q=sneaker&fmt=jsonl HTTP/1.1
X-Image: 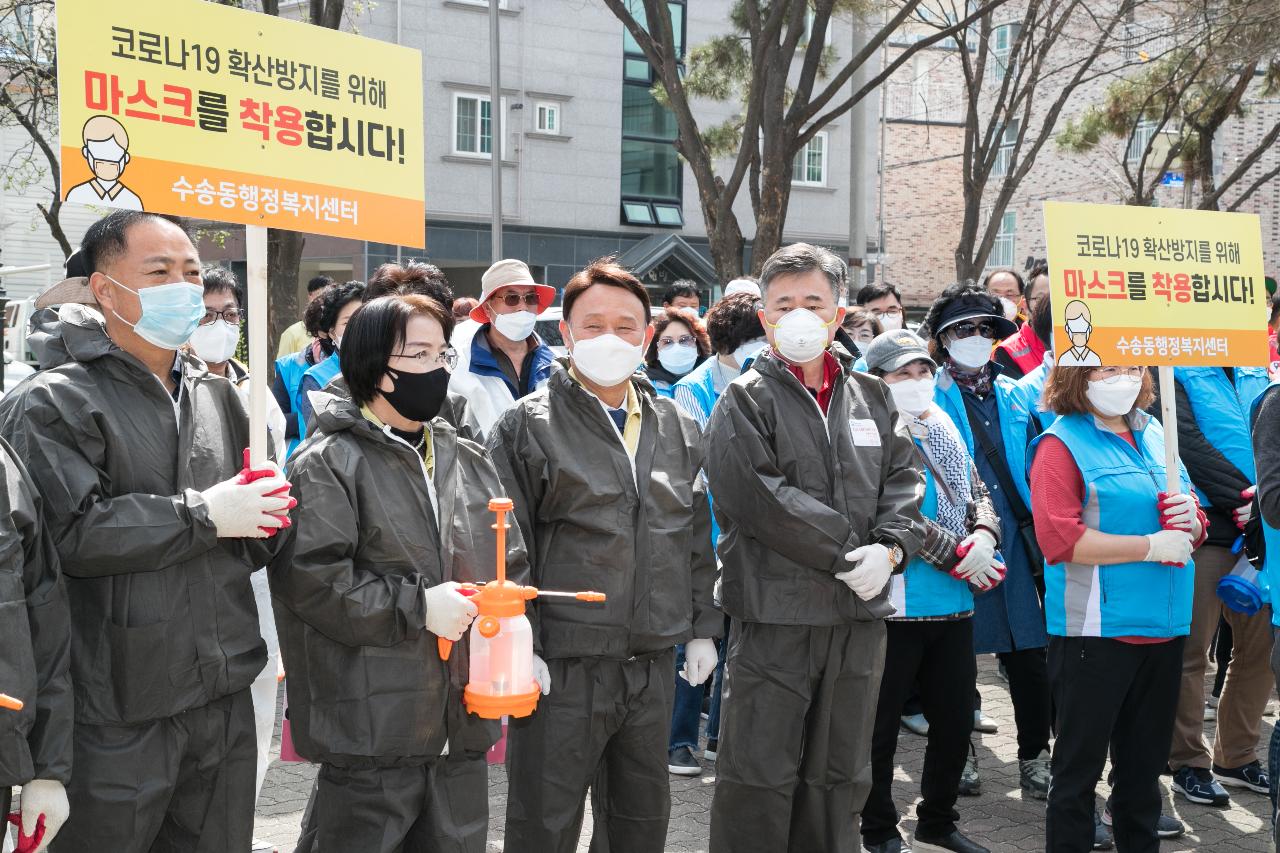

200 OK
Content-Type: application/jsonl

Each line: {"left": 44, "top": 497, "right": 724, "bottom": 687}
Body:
{"left": 1172, "top": 766, "right": 1230, "bottom": 806}
{"left": 913, "top": 829, "right": 989, "bottom": 853}
{"left": 958, "top": 750, "right": 981, "bottom": 796}
{"left": 1203, "top": 700, "right": 1216, "bottom": 722}
{"left": 901, "top": 712, "right": 931, "bottom": 737}
{"left": 704, "top": 739, "right": 718, "bottom": 762}
{"left": 1018, "top": 749, "right": 1051, "bottom": 800}
{"left": 1101, "top": 801, "right": 1185, "bottom": 839}
{"left": 973, "top": 709, "right": 998, "bottom": 734}
{"left": 1213, "top": 760, "right": 1270, "bottom": 794}
{"left": 863, "top": 838, "right": 907, "bottom": 853}
{"left": 251, "top": 840, "right": 278, "bottom": 853}
{"left": 667, "top": 746, "right": 702, "bottom": 776}
{"left": 1092, "top": 810, "right": 1113, "bottom": 850}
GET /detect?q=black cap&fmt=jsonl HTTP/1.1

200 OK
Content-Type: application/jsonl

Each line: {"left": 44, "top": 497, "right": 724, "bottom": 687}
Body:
{"left": 932, "top": 291, "right": 1017, "bottom": 340}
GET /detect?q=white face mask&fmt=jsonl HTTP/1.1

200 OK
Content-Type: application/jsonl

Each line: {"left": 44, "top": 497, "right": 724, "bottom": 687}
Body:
{"left": 658, "top": 343, "right": 698, "bottom": 376}
{"left": 492, "top": 310, "right": 538, "bottom": 342}
{"left": 1086, "top": 376, "right": 1142, "bottom": 417}
{"left": 732, "top": 337, "right": 768, "bottom": 369}
{"left": 769, "top": 309, "right": 834, "bottom": 364}
{"left": 999, "top": 297, "right": 1019, "bottom": 322}
{"left": 947, "top": 333, "right": 993, "bottom": 369}
{"left": 889, "top": 376, "right": 936, "bottom": 417}
{"left": 877, "top": 312, "right": 904, "bottom": 332}
{"left": 569, "top": 331, "right": 644, "bottom": 387}
{"left": 189, "top": 319, "right": 240, "bottom": 365}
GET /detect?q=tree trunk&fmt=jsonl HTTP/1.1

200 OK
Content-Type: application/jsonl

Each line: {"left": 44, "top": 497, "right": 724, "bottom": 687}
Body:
{"left": 267, "top": 229, "right": 306, "bottom": 362}
{"left": 752, "top": 158, "right": 794, "bottom": 275}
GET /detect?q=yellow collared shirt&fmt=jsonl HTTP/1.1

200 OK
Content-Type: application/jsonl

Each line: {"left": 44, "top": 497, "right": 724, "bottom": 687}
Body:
{"left": 568, "top": 366, "right": 642, "bottom": 457}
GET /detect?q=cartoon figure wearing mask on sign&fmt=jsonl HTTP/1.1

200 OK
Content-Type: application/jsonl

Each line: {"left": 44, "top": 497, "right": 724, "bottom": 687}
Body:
{"left": 1056, "top": 299, "right": 1102, "bottom": 367}
{"left": 65, "top": 115, "right": 143, "bottom": 210}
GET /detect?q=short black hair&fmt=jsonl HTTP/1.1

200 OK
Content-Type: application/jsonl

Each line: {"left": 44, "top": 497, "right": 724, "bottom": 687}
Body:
{"left": 365, "top": 261, "right": 454, "bottom": 307}
{"left": 307, "top": 275, "right": 335, "bottom": 294}
{"left": 304, "top": 280, "right": 366, "bottom": 337}
{"left": 662, "top": 281, "right": 700, "bottom": 306}
{"left": 855, "top": 282, "right": 902, "bottom": 307}
{"left": 81, "top": 210, "right": 190, "bottom": 274}
{"left": 705, "top": 292, "right": 764, "bottom": 354}
{"left": 563, "top": 257, "right": 651, "bottom": 324}
{"left": 202, "top": 265, "right": 242, "bottom": 306}
{"left": 341, "top": 294, "right": 454, "bottom": 407}
{"left": 981, "top": 268, "right": 1026, "bottom": 295}
{"left": 1025, "top": 263, "right": 1048, "bottom": 299}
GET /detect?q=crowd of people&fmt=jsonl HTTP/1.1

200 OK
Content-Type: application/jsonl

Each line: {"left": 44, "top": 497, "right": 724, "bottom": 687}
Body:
{"left": 1, "top": 208, "right": 1279, "bottom": 853}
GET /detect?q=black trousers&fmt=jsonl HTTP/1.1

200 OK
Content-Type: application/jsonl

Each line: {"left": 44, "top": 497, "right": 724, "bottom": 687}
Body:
{"left": 710, "top": 620, "right": 886, "bottom": 853}
{"left": 51, "top": 689, "right": 256, "bottom": 853}
{"left": 504, "top": 652, "right": 675, "bottom": 853}
{"left": 1000, "top": 647, "right": 1053, "bottom": 760}
{"left": 295, "top": 756, "right": 487, "bottom": 853}
{"left": 863, "top": 618, "right": 976, "bottom": 845}
{"left": 1046, "top": 636, "right": 1185, "bottom": 853}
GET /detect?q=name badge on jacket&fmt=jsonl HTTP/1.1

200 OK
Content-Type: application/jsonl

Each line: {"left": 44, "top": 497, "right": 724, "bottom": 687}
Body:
{"left": 849, "top": 418, "right": 881, "bottom": 447}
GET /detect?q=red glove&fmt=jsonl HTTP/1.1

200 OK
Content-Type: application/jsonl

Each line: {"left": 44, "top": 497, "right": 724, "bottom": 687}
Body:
{"left": 6, "top": 811, "right": 45, "bottom": 853}
{"left": 1157, "top": 491, "right": 1196, "bottom": 533}
{"left": 1234, "top": 486, "right": 1257, "bottom": 530}
{"left": 235, "top": 448, "right": 295, "bottom": 536}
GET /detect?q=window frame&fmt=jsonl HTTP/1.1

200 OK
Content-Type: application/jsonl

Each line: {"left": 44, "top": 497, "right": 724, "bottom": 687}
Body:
{"left": 1126, "top": 118, "right": 1158, "bottom": 168}
{"left": 992, "top": 118, "right": 1019, "bottom": 179}
{"left": 792, "top": 131, "right": 828, "bottom": 187}
{"left": 989, "top": 22, "right": 1021, "bottom": 84}
{"left": 990, "top": 210, "right": 1017, "bottom": 268}
{"left": 535, "top": 101, "right": 560, "bottom": 135}
{"left": 451, "top": 91, "right": 508, "bottom": 159}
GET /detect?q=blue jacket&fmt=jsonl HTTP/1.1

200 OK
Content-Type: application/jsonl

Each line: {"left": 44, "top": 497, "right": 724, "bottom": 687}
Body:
{"left": 935, "top": 367, "right": 1044, "bottom": 652}
{"left": 275, "top": 350, "right": 310, "bottom": 458}
{"left": 671, "top": 358, "right": 730, "bottom": 556}
{"left": 888, "top": 425, "right": 976, "bottom": 619}
{"left": 1175, "top": 366, "right": 1270, "bottom": 504}
{"left": 1250, "top": 379, "right": 1280, "bottom": 628}
{"left": 1030, "top": 411, "right": 1194, "bottom": 638}
{"left": 1015, "top": 352, "right": 1057, "bottom": 431}
{"left": 296, "top": 352, "right": 342, "bottom": 443}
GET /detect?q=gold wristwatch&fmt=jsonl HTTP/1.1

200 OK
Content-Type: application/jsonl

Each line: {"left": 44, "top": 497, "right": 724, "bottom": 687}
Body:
{"left": 882, "top": 541, "right": 905, "bottom": 571}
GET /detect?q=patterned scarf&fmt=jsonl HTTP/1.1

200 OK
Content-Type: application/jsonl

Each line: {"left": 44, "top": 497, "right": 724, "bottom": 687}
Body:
{"left": 907, "top": 411, "right": 972, "bottom": 537}
{"left": 947, "top": 361, "right": 993, "bottom": 398}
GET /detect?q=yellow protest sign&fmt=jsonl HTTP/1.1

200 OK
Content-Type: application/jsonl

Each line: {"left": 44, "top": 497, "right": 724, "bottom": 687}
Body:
{"left": 1043, "top": 201, "right": 1268, "bottom": 367}
{"left": 56, "top": 0, "right": 425, "bottom": 247}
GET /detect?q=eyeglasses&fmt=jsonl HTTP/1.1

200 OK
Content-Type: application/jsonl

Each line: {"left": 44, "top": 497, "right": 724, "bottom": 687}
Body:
{"left": 491, "top": 292, "right": 541, "bottom": 309}
{"left": 876, "top": 307, "right": 903, "bottom": 317}
{"left": 1091, "top": 366, "right": 1144, "bottom": 383}
{"left": 200, "top": 308, "right": 242, "bottom": 325}
{"left": 657, "top": 334, "right": 696, "bottom": 350}
{"left": 948, "top": 320, "right": 998, "bottom": 340}
{"left": 391, "top": 346, "right": 459, "bottom": 372}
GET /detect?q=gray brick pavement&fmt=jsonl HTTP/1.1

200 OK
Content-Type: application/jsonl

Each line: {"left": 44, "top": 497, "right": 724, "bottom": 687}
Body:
{"left": 252, "top": 658, "right": 1275, "bottom": 852}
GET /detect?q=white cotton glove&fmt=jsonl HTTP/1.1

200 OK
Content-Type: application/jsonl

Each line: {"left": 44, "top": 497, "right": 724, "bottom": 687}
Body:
{"left": 681, "top": 638, "right": 718, "bottom": 687}
{"left": 1159, "top": 492, "right": 1198, "bottom": 533}
{"left": 835, "top": 544, "right": 894, "bottom": 601}
{"left": 954, "top": 529, "right": 998, "bottom": 580}
{"left": 532, "top": 654, "right": 552, "bottom": 696}
{"left": 20, "top": 778, "right": 69, "bottom": 853}
{"left": 970, "top": 560, "right": 1005, "bottom": 591}
{"left": 1235, "top": 486, "right": 1257, "bottom": 530}
{"left": 422, "top": 582, "right": 478, "bottom": 642}
{"left": 1145, "top": 529, "right": 1193, "bottom": 567}
{"left": 200, "top": 464, "right": 294, "bottom": 539}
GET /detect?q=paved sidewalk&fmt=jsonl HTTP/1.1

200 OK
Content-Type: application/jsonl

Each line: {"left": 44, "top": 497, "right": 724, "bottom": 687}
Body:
{"left": 254, "top": 658, "right": 1276, "bottom": 852}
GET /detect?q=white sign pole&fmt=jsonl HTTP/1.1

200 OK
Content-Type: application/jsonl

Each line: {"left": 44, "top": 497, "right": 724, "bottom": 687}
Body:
{"left": 246, "top": 225, "right": 269, "bottom": 467}
{"left": 1158, "top": 365, "right": 1180, "bottom": 496}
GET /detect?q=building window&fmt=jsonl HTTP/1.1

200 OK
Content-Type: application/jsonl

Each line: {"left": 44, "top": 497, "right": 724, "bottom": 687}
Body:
{"left": 1126, "top": 118, "right": 1158, "bottom": 167}
{"left": 802, "top": 6, "right": 833, "bottom": 47}
{"left": 453, "top": 93, "right": 506, "bottom": 158}
{"left": 990, "top": 23, "right": 1020, "bottom": 83}
{"left": 621, "top": 0, "right": 686, "bottom": 228}
{"left": 535, "top": 102, "right": 560, "bottom": 134}
{"left": 990, "top": 211, "right": 1017, "bottom": 267}
{"left": 792, "top": 132, "right": 827, "bottom": 186}
{"left": 992, "top": 118, "right": 1018, "bottom": 178}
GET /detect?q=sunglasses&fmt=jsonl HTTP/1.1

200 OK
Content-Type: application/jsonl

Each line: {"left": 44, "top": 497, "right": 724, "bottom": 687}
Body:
{"left": 948, "top": 320, "right": 999, "bottom": 340}
{"left": 491, "top": 292, "right": 541, "bottom": 309}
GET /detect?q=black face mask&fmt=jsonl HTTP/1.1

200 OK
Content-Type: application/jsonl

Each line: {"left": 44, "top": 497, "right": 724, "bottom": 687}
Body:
{"left": 382, "top": 366, "right": 450, "bottom": 423}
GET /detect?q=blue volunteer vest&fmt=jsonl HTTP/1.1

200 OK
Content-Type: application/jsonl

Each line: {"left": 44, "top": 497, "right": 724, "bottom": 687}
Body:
{"left": 1249, "top": 379, "right": 1280, "bottom": 628}
{"left": 275, "top": 350, "right": 310, "bottom": 458}
{"left": 1029, "top": 412, "right": 1194, "bottom": 638}
{"left": 296, "top": 352, "right": 342, "bottom": 443}
{"left": 934, "top": 369, "right": 1033, "bottom": 507}
{"left": 1175, "top": 366, "right": 1270, "bottom": 501}
{"left": 889, "top": 424, "right": 975, "bottom": 619}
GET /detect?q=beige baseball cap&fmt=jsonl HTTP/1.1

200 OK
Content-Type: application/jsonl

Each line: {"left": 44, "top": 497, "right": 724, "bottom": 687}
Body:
{"left": 470, "top": 259, "right": 557, "bottom": 323}
{"left": 35, "top": 250, "right": 97, "bottom": 309}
